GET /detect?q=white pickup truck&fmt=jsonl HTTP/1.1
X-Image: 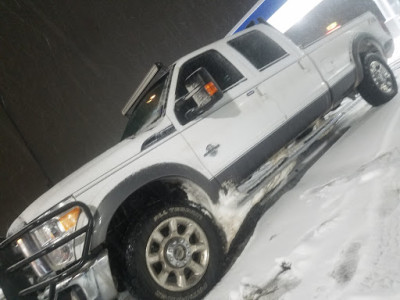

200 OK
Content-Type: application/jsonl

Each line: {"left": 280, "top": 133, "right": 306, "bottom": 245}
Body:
{"left": 0, "top": 9, "right": 397, "bottom": 300}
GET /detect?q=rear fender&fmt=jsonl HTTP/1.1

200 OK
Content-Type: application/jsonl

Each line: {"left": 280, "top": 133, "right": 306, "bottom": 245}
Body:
{"left": 352, "top": 33, "right": 385, "bottom": 86}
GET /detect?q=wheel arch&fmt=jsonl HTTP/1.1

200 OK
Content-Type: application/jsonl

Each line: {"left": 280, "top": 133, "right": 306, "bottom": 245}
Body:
{"left": 90, "top": 163, "right": 221, "bottom": 250}
{"left": 352, "top": 33, "right": 386, "bottom": 87}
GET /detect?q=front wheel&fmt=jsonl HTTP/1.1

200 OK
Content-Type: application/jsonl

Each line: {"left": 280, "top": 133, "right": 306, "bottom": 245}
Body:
{"left": 124, "top": 204, "right": 223, "bottom": 300}
{"left": 358, "top": 53, "right": 398, "bottom": 106}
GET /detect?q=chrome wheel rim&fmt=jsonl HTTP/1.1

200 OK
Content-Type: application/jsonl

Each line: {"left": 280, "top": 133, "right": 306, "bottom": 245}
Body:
{"left": 145, "top": 216, "right": 209, "bottom": 291}
{"left": 369, "top": 60, "right": 394, "bottom": 94}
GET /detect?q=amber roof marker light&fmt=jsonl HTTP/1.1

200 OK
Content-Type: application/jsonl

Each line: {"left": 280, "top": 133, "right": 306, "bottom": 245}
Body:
{"left": 326, "top": 21, "right": 341, "bottom": 34}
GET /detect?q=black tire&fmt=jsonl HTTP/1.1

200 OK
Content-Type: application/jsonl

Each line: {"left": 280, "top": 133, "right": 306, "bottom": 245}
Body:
{"left": 358, "top": 53, "right": 398, "bottom": 106}
{"left": 123, "top": 204, "right": 223, "bottom": 300}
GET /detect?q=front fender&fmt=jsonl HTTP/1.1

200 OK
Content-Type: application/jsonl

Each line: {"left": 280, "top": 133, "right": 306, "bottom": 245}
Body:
{"left": 90, "top": 163, "right": 221, "bottom": 249}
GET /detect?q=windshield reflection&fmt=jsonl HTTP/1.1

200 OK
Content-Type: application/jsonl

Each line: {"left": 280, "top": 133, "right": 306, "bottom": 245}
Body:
{"left": 122, "top": 74, "right": 169, "bottom": 139}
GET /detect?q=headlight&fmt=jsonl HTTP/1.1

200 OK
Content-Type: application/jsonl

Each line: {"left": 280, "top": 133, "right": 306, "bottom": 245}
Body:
{"left": 30, "top": 206, "right": 81, "bottom": 272}
{"left": 4, "top": 200, "right": 92, "bottom": 295}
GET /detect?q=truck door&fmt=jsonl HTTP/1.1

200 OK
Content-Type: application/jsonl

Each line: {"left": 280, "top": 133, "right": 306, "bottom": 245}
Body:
{"left": 228, "top": 28, "right": 330, "bottom": 121}
{"left": 227, "top": 27, "right": 331, "bottom": 150}
{"left": 172, "top": 49, "right": 286, "bottom": 185}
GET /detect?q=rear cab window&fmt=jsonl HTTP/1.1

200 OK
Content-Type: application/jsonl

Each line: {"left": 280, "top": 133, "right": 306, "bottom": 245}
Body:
{"left": 228, "top": 30, "right": 288, "bottom": 70}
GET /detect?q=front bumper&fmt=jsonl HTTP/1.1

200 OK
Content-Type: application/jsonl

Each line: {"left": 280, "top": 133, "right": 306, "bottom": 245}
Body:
{"left": 52, "top": 250, "right": 118, "bottom": 300}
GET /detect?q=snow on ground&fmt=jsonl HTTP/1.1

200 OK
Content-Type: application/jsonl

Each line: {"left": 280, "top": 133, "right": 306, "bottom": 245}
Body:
{"left": 207, "top": 58, "right": 400, "bottom": 298}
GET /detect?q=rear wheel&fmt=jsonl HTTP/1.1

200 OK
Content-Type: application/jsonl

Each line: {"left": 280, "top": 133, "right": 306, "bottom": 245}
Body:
{"left": 358, "top": 53, "right": 397, "bottom": 106}
{"left": 124, "top": 204, "right": 223, "bottom": 300}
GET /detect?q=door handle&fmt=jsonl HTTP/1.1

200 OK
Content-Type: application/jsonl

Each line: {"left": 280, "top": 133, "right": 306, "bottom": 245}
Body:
{"left": 204, "top": 144, "right": 220, "bottom": 157}
{"left": 298, "top": 58, "right": 309, "bottom": 72}
{"left": 246, "top": 90, "right": 255, "bottom": 96}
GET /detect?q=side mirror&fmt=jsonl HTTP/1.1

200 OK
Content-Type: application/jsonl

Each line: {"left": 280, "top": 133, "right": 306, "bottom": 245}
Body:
{"left": 184, "top": 68, "right": 223, "bottom": 112}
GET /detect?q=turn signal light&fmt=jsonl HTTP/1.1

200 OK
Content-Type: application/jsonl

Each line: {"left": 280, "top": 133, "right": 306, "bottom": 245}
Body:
{"left": 59, "top": 207, "right": 81, "bottom": 231}
{"left": 204, "top": 82, "right": 218, "bottom": 96}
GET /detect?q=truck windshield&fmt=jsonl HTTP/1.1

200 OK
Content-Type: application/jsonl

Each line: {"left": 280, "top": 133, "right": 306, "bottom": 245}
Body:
{"left": 122, "top": 73, "right": 169, "bottom": 139}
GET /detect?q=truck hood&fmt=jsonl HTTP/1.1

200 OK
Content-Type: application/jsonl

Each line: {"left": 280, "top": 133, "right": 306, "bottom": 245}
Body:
{"left": 11, "top": 122, "right": 171, "bottom": 232}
